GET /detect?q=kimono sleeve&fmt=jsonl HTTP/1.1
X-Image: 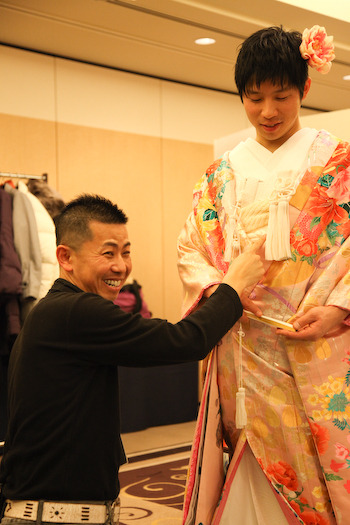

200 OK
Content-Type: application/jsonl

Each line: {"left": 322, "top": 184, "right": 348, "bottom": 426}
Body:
{"left": 177, "top": 161, "right": 229, "bottom": 317}
{"left": 177, "top": 211, "right": 222, "bottom": 316}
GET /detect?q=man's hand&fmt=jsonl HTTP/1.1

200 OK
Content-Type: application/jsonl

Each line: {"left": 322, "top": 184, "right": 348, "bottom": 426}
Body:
{"left": 277, "top": 306, "right": 348, "bottom": 341}
{"left": 241, "top": 292, "right": 263, "bottom": 319}
{"left": 222, "top": 238, "right": 265, "bottom": 296}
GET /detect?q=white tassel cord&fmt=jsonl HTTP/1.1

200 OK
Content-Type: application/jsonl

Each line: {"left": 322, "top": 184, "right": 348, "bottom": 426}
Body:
{"left": 265, "top": 198, "right": 292, "bottom": 261}
{"left": 265, "top": 170, "right": 300, "bottom": 261}
{"left": 236, "top": 387, "right": 247, "bottom": 429}
{"left": 278, "top": 199, "right": 292, "bottom": 259}
{"left": 235, "top": 324, "right": 247, "bottom": 429}
{"left": 225, "top": 177, "right": 248, "bottom": 429}
{"left": 265, "top": 202, "right": 278, "bottom": 260}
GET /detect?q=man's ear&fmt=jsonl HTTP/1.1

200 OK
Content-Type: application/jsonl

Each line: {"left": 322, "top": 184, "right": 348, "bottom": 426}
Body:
{"left": 56, "top": 245, "right": 73, "bottom": 272}
{"left": 302, "top": 78, "right": 312, "bottom": 101}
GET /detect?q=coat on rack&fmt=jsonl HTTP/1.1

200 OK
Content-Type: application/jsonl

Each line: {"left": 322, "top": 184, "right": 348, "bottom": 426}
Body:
{"left": 0, "top": 188, "right": 22, "bottom": 353}
{"left": 4, "top": 183, "right": 42, "bottom": 303}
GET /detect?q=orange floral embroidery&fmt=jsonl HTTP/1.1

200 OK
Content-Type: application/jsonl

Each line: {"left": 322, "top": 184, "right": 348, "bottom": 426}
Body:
{"left": 309, "top": 421, "right": 330, "bottom": 455}
{"left": 266, "top": 460, "right": 298, "bottom": 491}
{"left": 308, "top": 187, "right": 348, "bottom": 229}
{"left": 291, "top": 233, "right": 318, "bottom": 258}
{"left": 206, "top": 159, "right": 221, "bottom": 178}
{"left": 298, "top": 509, "right": 329, "bottom": 525}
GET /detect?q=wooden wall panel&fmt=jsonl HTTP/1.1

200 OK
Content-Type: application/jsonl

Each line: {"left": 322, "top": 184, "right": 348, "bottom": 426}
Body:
{"left": 0, "top": 113, "right": 57, "bottom": 186}
{"left": 56, "top": 122, "right": 164, "bottom": 318}
{"left": 161, "top": 138, "right": 214, "bottom": 322}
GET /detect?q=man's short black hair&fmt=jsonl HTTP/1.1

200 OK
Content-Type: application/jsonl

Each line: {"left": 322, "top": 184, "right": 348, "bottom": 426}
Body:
{"left": 235, "top": 26, "right": 308, "bottom": 100}
{"left": 55, "top": 194, "right": 128, "bottom": 249}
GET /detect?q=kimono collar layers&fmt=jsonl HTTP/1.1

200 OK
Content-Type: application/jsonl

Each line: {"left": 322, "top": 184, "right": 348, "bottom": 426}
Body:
{"left": 227, "top": 128, "right": 319, "bottom": 261}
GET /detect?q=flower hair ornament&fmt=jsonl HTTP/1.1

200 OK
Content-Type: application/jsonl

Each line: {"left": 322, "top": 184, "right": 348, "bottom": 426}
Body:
{"left": 300, "top": 25, "right": 335, "bottom": 74}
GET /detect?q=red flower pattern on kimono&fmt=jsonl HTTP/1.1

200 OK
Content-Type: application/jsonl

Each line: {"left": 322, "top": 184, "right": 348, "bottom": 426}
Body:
{"left": 343, "top": 480, "right": 350, "bottom": 493}
{"left": 326, "top": 166, "right": 350, "bottom": 204}
{"left": 334, "top": 442, "right": 350, "bottom": 461}
{"left": 206, "top": 224, "right": 228, "bottom": 273}
{"left": 266, "top": 461, "right": 298, "bottom": 491}
{"left": 309, "top": 421, "right": 330, "bottom": 455}
{"left": 330, "top": 459, "right": 346, "bottom": 472}
{"left": 338, "top": 220, "right": 350, "bottom": 239}
{"left": 291, "top": 234, "right": 319, "bottom": 257}
{"left": 289, "top": 502, "right": 330, "bottom": 525}
{"left": 297, "top": 211, "right": 323, "bottom": 241}
{"left": 206, "top": 159, "right": 222, "bottom": 178}
{"left": 299, "top": 510, "right": 330, "bottom": 525}
{"left": 193, "top": 190, "right": 202, "bottom": 212}
{"left": 308, "top": 187, "right": 348, "bottom": 229}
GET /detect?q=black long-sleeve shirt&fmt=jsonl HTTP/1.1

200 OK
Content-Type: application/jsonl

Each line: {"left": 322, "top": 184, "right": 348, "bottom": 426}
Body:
{"left": 0, "top": 278, "right": 242, "bottom": 501}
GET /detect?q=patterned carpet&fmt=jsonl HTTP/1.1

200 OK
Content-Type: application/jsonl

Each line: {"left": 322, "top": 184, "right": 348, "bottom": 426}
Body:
{"left": 118, "top": 448, "right": 190, "bottom": 525}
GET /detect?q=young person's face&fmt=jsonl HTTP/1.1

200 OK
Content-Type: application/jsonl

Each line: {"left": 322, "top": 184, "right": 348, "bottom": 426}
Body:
{"left": 242, "top": 79, "right": 311, "bottom": 152}
{"left": 65, "top": 220, "right": 132, "bottom": 301}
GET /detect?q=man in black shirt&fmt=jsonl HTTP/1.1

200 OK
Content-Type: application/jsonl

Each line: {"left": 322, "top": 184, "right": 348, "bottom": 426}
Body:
{"left": 0, "top": 194, "right": 263, "bottom": 525}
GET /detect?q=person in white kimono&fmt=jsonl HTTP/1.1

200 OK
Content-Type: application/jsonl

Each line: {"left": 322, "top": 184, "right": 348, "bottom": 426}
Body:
{"left": 178, "top": 26, "right": 350, "bottom": 525}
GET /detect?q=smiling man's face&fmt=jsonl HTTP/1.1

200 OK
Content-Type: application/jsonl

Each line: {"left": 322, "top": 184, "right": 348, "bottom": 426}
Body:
{"left": 67, "top": 220, "right": 132, "bottom": 301}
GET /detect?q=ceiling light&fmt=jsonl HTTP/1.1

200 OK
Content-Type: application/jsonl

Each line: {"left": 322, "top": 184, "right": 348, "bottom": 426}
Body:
{"left": 195, "top": 38, "right": 216, "bottom": 46}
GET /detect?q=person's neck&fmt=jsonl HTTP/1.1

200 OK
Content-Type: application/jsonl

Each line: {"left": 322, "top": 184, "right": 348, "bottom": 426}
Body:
{"left": 256, "top": 122, "right": 302, "bottom": 153}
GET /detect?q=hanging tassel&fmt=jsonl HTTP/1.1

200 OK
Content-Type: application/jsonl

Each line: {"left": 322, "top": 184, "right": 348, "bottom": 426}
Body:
{"left": 236, "top": 324, "right": 247, "bottom": 429}
{"left": 265, "top": 199, "right": 292, "bottom": 261}
{"left": 236, "top": 387, "right": 247, "bottom": 429}
{"left": 265, "top": 202, "right": 278, "bottom": 260}
{"left": 277, "top": 199, "right": 292, "bottom": 259}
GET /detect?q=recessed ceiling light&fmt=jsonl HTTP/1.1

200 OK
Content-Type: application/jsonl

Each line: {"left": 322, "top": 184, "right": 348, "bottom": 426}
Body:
{"left": 343, "top": 75, "right": 350, "bottom": 81}
{"left": 195, "top": 38, "right": 216, "bottom": 46}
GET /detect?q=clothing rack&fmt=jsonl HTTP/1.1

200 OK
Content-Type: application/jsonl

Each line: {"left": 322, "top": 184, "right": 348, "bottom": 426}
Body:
{"left": 0, "top": 171, "right": 48, "bottom": 182}
{"left": 0, "top": 170, "right": 49, "bottom": 450}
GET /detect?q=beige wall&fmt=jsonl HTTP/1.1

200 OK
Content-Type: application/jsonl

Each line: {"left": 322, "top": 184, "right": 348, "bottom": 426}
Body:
{"left": 4, "top": 45, "right": 343, "bottom": 323}
{"left": 300, "top": 109, "right": 350, "bottom": 142}
{"left": 0, "top": 44, "right": 248, "bottom": 322}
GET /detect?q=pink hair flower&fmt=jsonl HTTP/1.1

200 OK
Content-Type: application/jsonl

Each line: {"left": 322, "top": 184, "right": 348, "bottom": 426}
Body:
{"left": 300, "top": 25, "right": 335, "bottom": 74}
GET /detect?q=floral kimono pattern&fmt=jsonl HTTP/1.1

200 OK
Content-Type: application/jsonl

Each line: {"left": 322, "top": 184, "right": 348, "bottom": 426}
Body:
{"left": 178, "top": 130, "right": 350, "bottom": 525}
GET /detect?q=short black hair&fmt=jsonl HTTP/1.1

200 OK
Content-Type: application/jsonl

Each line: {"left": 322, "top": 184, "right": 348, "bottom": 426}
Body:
{"left": 55, "top": 194, "right": 128, "bottom": 249}
{"left": 235, "top": 26, "right": 308, "bottom": 100}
